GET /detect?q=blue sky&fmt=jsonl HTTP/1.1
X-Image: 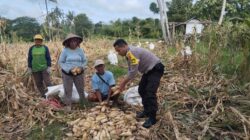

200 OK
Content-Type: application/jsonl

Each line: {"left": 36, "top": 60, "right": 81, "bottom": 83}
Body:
{"left": 0, "top": 0, "right": 160, "bottom": 23}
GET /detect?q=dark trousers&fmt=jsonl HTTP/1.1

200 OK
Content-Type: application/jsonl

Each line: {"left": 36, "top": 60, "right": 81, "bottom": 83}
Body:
{"left": 138, "top": 63, "right": 164, "bottom": 118}
{"left": 62, "top": 72, "right": 85, "bottom": 106}
{"left": 32, "top": 69, "right": 52, "bottom": 97}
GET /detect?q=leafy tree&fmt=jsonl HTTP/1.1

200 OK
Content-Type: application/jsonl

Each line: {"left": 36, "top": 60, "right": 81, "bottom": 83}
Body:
{"left": 226, "top": 0, "right": 250, "bottom": 19}
{"left": 131, "top": 17, "right": 142, "bottom": 38}
{"left": 193, "top": 0, "right": 250, "bottom": 21}
{"left": 0, "top": 17, "right": 12, "bottom": 42}
{"left": 64, "top": 11, "right": 75, "bottom": 33}
{"left": 110, "top": 19, "right": 123, "bottom": 37}
{"left": 92, "top": 17, "right": 161, "bottom": 39}
{"left": 44, "top": 0, "right": 57, "bottom": 40}
{"left": 74, "top": 14, "right": 93, "bottom": 37}
{"left": 45, "top": 7, "right": 64, "bottom": 39}
{"left": 192, "top": 0, "right": 223, "bottom": 20}
{"left": 94, "top": 21, "right": 104, "bottom": 35}
{"left": 166, "top": 0, "right": 193, "bottom": 22}
{"left": 140, "top": 18, "right": 161, "bottom": 38}
{"left": 150, "top": 0, "right": 193, "bottom": 22}
{"left": 11, "top": 16, "right": 40, "bottom": 42}
{"left": 48, "top": 7, "right": 63, "bottom": 28}
{"left": 150, "top": 2, "right": 159, "bottom": 14}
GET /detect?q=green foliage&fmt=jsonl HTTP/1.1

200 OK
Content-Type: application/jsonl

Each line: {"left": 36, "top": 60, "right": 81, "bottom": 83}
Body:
{"left": 92, "top": 17, "right": 161, "bottom": 39}
{"left": 167, "top": 0, "right": 193, "bottom": 22}
{"left": 74, "top": 13, "right": 93, "bottom": 38}
{"left": 167, "top": 46, "right": 177, "bottom": 56}
{"left": 105, "top": 64, "right": 127, "bottom": 79}
{"left": 47, "top": 7, "right": 63, "bottom": 28}
{"left": 43, "top": 7, "right": 64, "bottom": 40}
{"left": 192, "top": 0, "right": 222, "bottom": 20}
{"left": 218, "top": 48, "right": 244, "bottom": 75}
{"left": 0, "top": 17, "right": 12, "bottom": 43}
{"left": 195, "top": 20, "right": 250, "bottom": 82}
{"left": 149, "top": 2, "right": 159, "bottom": 14}
{"left": 193, "top": 0, "right": 250, "bottom": 21}
{"left": 10, "top": 16, "right": 41, "bottom": 42}
{"left": 139, "top": 18, "right": 161, "bottom": 38}
{"left": 226, "top": 0, "right": 250, "bottom": 19}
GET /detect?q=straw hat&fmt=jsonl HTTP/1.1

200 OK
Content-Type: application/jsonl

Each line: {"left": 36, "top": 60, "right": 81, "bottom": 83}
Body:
{"left": 63, "top": 33, "right": 83, "bottom": 46}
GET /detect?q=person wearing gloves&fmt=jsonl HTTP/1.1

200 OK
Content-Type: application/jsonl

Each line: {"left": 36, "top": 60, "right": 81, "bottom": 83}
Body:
{"left": 58, "top": 33, "right": 89, "bottom": 111}
{"left": 28, "top": 34, "right": 52, "bottom": 98}
{"left": 113, "top": 39, "right": 164, "bottom": 128}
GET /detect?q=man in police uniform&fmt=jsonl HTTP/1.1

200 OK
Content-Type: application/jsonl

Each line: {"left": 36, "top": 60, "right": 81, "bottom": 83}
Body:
{"left": 113, "top": 39, "right": 164, "bottom": 128}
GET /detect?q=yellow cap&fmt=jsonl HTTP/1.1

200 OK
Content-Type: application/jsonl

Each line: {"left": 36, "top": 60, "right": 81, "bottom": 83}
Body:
{"left": 34, "top": 34, "right": 43, "bottom": 40}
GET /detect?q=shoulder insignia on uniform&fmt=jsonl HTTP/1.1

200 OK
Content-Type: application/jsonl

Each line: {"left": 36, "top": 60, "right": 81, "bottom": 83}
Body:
{"left": 126, "top": 51, "right": 139, "bottom": 65}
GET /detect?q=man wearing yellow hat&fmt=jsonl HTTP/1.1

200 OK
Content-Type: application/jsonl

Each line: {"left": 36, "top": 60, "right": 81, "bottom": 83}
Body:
{"left": 27, "top": 34, "right": 52, "bottom": 98}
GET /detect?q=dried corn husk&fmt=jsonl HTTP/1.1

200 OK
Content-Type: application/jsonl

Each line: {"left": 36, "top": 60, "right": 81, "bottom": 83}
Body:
{"left": 68, "top": 104, "right": 138, "bottom": 139}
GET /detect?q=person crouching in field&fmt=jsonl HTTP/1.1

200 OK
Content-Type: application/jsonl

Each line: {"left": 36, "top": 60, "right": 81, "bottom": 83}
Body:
{"left": 58, "top": 33, "right": 89, "bottom": 111}
{"left": 113, "top": 39, "right": 164, "bottom": 128}
{"left": 28, "top": 34, "right": 52, "bottom": 98}
{"left": 88, "top": 59, "right": 120, "bottom": 105}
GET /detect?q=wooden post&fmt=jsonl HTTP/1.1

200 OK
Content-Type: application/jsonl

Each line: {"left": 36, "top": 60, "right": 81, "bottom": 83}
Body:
{"left": 172, "top": 23, "right": 175, "bottom": 42}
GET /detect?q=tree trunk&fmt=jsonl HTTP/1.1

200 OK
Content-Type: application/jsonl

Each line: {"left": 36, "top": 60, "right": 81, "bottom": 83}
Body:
{"left": 45, "top": 0, "right": 51, "bottom": 41}
{"left": 157, "top": 0, "right": 167, "bottom": 43}
{"left": 162, "top": 0, "right": 171, "bottom": 43}
{"left": 218, "top": 0, "right": 226, "bottom": 25}
{"left": 157, "top": 0, "right": 171, "bottom": 44}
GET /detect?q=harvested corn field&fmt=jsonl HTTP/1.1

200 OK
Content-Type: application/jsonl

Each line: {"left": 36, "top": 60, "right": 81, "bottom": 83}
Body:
{"left": 0, "top": 40, "right": 249, "bottom": 140}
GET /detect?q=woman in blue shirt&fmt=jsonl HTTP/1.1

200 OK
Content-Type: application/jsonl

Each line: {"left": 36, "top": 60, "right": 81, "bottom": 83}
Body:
{"left": 58, "top": 33, "right": 88, "bottom": 111}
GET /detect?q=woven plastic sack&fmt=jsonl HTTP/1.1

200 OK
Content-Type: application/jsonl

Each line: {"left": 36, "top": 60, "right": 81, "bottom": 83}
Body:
{"left": 123, "top": 86, "right": 142, "bottom": 106}
{"left": 45, "top": 84, "right": 88, "bottom": 103}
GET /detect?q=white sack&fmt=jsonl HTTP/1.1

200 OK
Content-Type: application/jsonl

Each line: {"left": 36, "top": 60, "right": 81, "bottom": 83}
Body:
{"left": 107, "top": 50, "right": 118, "bottom": 65}
{"left": 123, "top": 86, "right": 142, "bottom": 106}
{"left": 45, "top": 84, "right": 88, "bottom": 103}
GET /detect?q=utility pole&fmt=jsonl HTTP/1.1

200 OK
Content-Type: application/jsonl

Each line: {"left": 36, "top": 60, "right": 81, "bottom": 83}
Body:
{"left": 156, "top": 0, "right": 171, "bottom": 44}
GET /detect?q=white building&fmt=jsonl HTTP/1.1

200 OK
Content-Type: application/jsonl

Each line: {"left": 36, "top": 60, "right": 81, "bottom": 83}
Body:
{"left": 185, "top": 19, "right": 204, "bottom": 35}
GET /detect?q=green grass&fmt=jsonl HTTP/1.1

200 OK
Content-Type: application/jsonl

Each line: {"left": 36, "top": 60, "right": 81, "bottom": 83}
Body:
{"left": 167, "top": 47, "right": 177, "bottom": 56}
{"left": 106, "top": 63, "right": 127, "bottom": 79}
{"left": 195, "top": 42, "right": 244, "bottom": 75}
{"left": 104, "top": 55, "right": 128, "bottom": 79}
{"left": 26, "top": 121, "right": 67, "bottom": 140}
{"left": 217, "top": 48, "right": 244, "bottom": 75}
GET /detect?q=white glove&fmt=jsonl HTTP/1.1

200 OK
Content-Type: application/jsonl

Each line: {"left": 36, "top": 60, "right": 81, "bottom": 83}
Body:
{"left": 28, "top": 67, "right": 32, "bottom": 74}
{"left": 46, "top": 67, "right": 51, "bottom": 74}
